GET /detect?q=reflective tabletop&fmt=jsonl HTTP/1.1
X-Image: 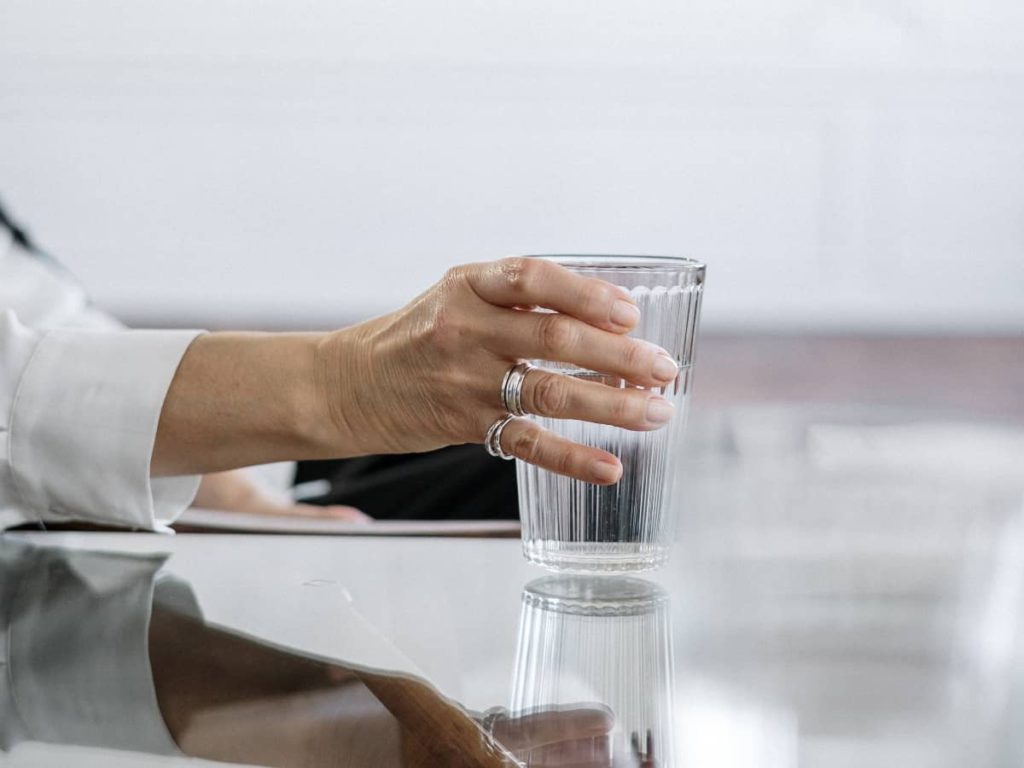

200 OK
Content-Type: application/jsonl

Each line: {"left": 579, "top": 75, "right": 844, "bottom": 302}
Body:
{"left": 2, "top": 405, "right": 1023, "bottom": 767}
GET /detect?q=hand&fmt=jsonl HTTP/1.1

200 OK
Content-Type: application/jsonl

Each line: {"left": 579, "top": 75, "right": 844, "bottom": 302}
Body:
{"left": 315, "top": 257, "right": 679, "bottom": 485}
{"left": 154, "top": 257, "right": 679, "bottom": 483}
{"left": 192, "top": 470, "right": 370, "bottom": 522}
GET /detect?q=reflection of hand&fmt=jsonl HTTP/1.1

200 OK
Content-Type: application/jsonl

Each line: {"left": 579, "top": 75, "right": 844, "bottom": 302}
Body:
{"left": 151, "top": 605, "right": 401, "bottom": 768}
{"left": 175, "top": 686, "right": 402, "bottom": 768}
{"left": 315, "top": 257, "right": 679, "bottom": 485}
{"left": 488, "top": 705, "right": 616, "bottom": 767}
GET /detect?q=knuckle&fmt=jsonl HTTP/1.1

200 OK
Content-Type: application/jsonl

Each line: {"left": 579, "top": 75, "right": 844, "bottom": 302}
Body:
{"left": 580, "top": 279, "right": 612, "bottom": 318}
{"left": 531, "top": 373, "right": 570, "bottom": 416}
{"left": 538, "top": 314, "right": 578, "bottom": 356}
{"left": 497, "top": 256, "right": 533, "bottom": 294}
{"left": 623, "top": 338, "right": 649, "bottom": 370}
{"left": 426, "top": 303, "right": 450, "bottom": 338}
{"left": 442, "top": 264, "right": 468, "bottom": 288}
{"left": 511, "top": 424, "right": 544, "bottom": 463}
{"left": 425, "top": 305, "right": 465, "bottom": 352}
{"left": 611, "top": 391, "right": 640, "bottom": 423}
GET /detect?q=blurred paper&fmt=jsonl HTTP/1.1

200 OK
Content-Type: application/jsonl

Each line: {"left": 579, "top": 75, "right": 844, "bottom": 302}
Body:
{"left": 174, "top": 507, "right": 520, "bottom": 537}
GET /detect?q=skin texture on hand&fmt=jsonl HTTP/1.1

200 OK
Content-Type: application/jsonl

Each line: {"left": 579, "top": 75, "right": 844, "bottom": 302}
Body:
{"left": 153, "top": 331, "right": 334, "bottom": 475}
{"left": 154, "top": 257, "right": 678, "bottom": 486}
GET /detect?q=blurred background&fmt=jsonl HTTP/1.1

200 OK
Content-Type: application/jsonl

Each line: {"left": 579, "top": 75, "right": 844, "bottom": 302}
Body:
{"left": 1, "top": 0, "right": 1021, "bottom": 417}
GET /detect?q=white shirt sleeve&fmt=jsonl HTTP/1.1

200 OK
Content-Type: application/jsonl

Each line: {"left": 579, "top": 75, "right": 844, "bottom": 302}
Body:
{"left": 0, "top": 312, "right": 203, "bottom": 531}
{"left": 0, "top": 225, "right": 204, "bottom": 531}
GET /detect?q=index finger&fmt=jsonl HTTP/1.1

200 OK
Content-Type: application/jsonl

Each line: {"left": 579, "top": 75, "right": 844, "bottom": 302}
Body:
{"left": 464, "top": 257, "right": 640, "bottom": 333}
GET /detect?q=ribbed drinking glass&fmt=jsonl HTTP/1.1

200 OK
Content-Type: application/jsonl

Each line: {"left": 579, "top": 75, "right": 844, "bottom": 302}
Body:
{"left": 517, "top": 255, "right": 705, "bottom": 572}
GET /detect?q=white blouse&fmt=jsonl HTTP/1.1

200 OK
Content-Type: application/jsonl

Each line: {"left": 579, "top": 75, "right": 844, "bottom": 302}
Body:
{"left": 0, "top": 228, "right": 202, "bottom": 530}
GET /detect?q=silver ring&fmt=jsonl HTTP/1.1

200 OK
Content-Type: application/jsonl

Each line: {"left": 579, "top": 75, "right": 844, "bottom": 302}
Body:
{"left": 484, "top": 414, "right": 517, "bottom": 460}
{"left": 480, "top": 706, "right": 507, "bottom": 736}
{"left": 500, "top": 362, "right": 535, "bottom": 417}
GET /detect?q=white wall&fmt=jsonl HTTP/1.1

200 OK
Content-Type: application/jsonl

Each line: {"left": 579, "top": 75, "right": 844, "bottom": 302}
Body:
{"left": 1, "top": 0, "right": 1023, "bottom": 331}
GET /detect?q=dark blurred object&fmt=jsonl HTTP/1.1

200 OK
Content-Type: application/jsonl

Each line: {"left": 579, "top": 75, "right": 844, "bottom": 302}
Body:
{"left": 0, "top": 197, "right": 39, "bottom": 252}
{"left": 295, "top": 445, "right": 518, "bottom": 521}
{"left": 0, "top": 195, "right": 69, "bottom": 270}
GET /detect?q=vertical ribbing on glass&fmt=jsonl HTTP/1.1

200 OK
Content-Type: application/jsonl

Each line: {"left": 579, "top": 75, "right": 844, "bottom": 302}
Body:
{"left": 518, "top": 259, "right": 704, "bottom": 573}
{"left": 509, "top": 577, "right": 675, "bottom": 766}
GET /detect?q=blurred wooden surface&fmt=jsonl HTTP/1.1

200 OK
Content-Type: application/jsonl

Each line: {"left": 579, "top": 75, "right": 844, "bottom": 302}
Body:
{"left": 694, "top": 334, "right": 1024, "bottom": 422}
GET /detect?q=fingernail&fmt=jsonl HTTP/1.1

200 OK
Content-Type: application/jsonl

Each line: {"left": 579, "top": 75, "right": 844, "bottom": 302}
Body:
{"left": 591, "top": 459, "right": 622, "bottom": 484}
{"left": 651, "top": 354, "right": 678, "bottom": 382}
{"left": 611, "top": 299, "right": 640, "bottom": 328}
{"left": 645, "top": 397, "right": 675, "bottom": 425}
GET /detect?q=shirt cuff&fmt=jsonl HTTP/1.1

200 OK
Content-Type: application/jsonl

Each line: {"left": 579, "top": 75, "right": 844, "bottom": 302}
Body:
{"left": 9, "top": 328, "right": 204, "bottom": 531}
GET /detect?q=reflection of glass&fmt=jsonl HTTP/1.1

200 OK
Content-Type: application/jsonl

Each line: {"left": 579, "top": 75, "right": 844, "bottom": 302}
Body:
{"left": 517, "top": 255, "right": 705, "bottom": 573}
{"left": 510, "top": 576, "right": 675, "bottom": 767}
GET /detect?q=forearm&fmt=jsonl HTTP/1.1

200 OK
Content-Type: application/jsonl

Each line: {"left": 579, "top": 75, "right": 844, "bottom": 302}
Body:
{"left": 152, "top": 332, "right": 342, "bottom": 477}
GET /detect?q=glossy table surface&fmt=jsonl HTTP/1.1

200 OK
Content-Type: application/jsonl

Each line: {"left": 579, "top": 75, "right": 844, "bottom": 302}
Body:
{"left": 2, "top": 405, "right": 1023, "bottom": 767}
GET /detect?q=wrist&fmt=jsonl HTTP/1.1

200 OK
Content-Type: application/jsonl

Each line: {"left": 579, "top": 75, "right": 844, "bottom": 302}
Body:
{"left": 156, "top": 331, "right": 342, "bottom": 475}
{"left": 310, "top": 325, "right": 374, "bottom": 456}
{"left": 288, "top": 331, "right": 346, "bottom": 458}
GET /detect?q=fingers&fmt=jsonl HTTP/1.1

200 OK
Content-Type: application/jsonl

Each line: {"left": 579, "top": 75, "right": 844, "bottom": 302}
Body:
{"left": 282, "top": 505, "right": 370, "bottom": 524}
{"left": 486, "top": 308, "right": 678, "bottom": 388}
{"left": 522, "top": 368, "right": 675, "bottom": 430}
{"left": 498, "top": 418, "right": 623, "bottom": 485}
{"left": 290, "top": 503, "right": 373, "bottom": 522}
{"left": 321, "top": 505, "right": 373, "bottom": 522}
{"left": 463, "top": 257, "right": 641, "bottom": 334}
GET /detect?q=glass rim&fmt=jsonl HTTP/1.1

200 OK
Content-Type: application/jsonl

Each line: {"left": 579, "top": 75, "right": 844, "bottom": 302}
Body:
{"left": 527, "top": 254, "right": 705, "bottom": 271}
{"left": 522, "top": 576, "right": 669, "bottom": 616}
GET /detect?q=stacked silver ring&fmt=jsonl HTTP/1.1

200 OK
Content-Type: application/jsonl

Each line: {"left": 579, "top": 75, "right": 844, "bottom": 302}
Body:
{"left": 484, "top": 414, "right": 517, "bottom": 460}
{"left": 479, "top": 706, "right": 507, "bottom": 736}
{"left": 500, "top": 362, "right": 535, "bottom": 417}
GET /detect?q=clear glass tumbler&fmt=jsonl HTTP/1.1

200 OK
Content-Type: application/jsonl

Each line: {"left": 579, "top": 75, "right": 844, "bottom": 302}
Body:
{"left": 517, "top": 255, "right": 705, "bottom": 573}
{"left": 510, "top": 576, "right": 675, "bottom": 766}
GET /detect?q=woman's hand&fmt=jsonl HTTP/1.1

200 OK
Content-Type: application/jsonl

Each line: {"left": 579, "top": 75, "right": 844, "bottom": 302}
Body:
{"left": 315, "top": 257, "right": 679, "bottom": 485}
{"left": 190, "top": 471, "right": 370, "bottom": 522}
{"left": 154, "top": 257, "right": 677, "bottom": 484}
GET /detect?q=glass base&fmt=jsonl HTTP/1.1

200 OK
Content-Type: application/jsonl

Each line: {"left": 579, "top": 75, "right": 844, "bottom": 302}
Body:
{"left": 523, "top": 540, "right": 670, "bottom": 574}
